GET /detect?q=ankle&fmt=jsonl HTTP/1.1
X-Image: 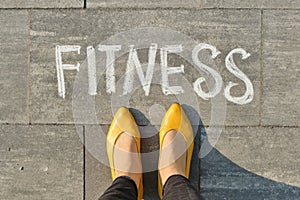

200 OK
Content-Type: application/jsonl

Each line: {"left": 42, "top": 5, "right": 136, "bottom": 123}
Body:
{"left": 114, "top": 132, "right": 142, "bottom": 189}
{"left": 158, "top": 130, "right": 187, "bottom": 185}
{"left": 159, "top": 166, "right": 186, "bottom": 185}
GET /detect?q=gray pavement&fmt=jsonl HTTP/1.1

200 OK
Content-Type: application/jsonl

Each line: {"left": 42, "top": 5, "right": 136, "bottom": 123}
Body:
{"left": 0, "top": 1, "right": 299, "bottom": 200}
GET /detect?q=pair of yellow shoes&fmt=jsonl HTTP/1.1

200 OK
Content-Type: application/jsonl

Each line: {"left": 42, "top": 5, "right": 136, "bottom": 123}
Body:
{"left": 106, "top": 103, "right": 194, "bottom": 200}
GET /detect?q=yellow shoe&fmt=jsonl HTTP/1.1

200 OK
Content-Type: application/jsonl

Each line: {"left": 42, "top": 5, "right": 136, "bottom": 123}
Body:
{"left": 158, "top": 103, "right": 194, "bottom": 199}
{"left": 106, "top": 107, "right": 143, "bottom": 200}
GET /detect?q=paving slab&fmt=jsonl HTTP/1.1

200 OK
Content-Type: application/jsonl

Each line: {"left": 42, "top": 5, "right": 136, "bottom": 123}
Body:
{"left": 202, "top": 0, "right": 300, "bottom": 8}
{"left": 84, "top": 125, "right": 112, "bottom": 200}
{"left": 0, "top": 125, "right": 84, "bottom": 200}
{"left": 200, "top": 127, "right": 300, "bottom": 199}
{"left": 84, "top": 124, "right": 200, "bottom": 199}
{"left": 0, "top": 11, "right": 28, "bottom": 124}
{"left": 30, "top": 10, "right": 261, "bottom": 126}
{"left": 262, "top": 11, "right": 300, "bottom": 126}
{"left": 0, "top": 0, "right": 83, "bottom": 8}
{"left": 87, "top": 0, "right": 200, "bottom": 8}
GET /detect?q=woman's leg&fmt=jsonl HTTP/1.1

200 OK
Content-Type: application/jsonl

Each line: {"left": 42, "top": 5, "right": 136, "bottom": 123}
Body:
{"left": 99, "top": 176, "right": 137, "bottom": 200}
{"left": 99, "top": 132, "right": 142, "bottom": 200}
{"left": 159, "top": 130, "right": 204, "bottom": 200}
{"left": 162, "top": 175, "right": 204, "bottom": 200}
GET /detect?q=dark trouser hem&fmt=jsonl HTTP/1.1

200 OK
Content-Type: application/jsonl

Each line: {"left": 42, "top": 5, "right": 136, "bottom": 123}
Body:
{"left": 99, "top": 174, "right": 204, "bottom": 200}
{"left": 98, "top": 176, "right": 138, "bottom": 200}
{"left": 162, "top": 174, "right": 204, "bottom": 200}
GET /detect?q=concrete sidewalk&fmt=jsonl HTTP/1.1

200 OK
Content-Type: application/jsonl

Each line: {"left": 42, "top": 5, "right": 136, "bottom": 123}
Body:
{"left": 0, "top": 1, "right": 300, "bottom": 199}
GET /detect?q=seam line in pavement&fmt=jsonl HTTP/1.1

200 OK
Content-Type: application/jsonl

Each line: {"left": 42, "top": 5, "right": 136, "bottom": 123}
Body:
{"left": 1, "top": 123, "right": 300, "bottom": 128}
{"left": 83, "top": 125, "right": 86, "bottom": 200}
{"left": 0, "top": 7, "right": 299, "bottom": 11}
{"left": 27, "top": 10, "right": 31, "bottom": 125}
{"left": 259, "top": 9, "right": 264, "bottom": 126}
{"left": 201, "top": 8, "right": 300, "bottom": 10}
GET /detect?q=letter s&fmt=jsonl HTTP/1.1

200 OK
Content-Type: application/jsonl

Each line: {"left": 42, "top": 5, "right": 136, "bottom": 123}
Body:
{"left": 192, "top": 43, "right": 222, "bottom": 100}
{"left": 224, "top": 48, "right": 254, "bottom": 104}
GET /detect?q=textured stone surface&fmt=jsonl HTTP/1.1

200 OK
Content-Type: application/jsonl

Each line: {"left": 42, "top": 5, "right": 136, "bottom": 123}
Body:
{"left": 85, "top": 149, "right": 111, "bottom": 200}
{"left": 0, "top": 11, "right": 28, "bottom": 124}
{"left": 84, "top": 125, "right": 111, "bottom": 200}
{"left": 30, "top": 10, "right": 261, "bottom": 126}
{"left": 0, "top": 125, "right": 83, "bottom": 200}
{"left": 0, "top": 0, "right": 83, "bottom": 8}
{"left": 87, "top": 0, "right": 200, "bottom": 8}
{"left": 262, "top": 11, "right": 300, "bottom": 126}
{"left": 1, "top": 2, "right": 300, "bottom": 200}
{"left": 85, "top": 123, "right": 200, "bottom": 199}
{"left": 202, "top": 0, "right": 300, "bottom": 8}
{"left": 200, "top": 127, "right": 300, "bottom": 199}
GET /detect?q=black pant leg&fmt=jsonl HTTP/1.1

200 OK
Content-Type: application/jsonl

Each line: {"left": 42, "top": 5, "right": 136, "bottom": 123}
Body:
{"left": 98, "top": 176, "right": 138, "bottom": 200}
{"left": 162, "top": 175, "right": 204, "bottom": 200}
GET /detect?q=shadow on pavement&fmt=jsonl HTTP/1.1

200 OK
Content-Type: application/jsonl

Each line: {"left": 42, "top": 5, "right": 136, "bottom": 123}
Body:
{"left": 129, "top": 105, "right": 300, "bottom": 199}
